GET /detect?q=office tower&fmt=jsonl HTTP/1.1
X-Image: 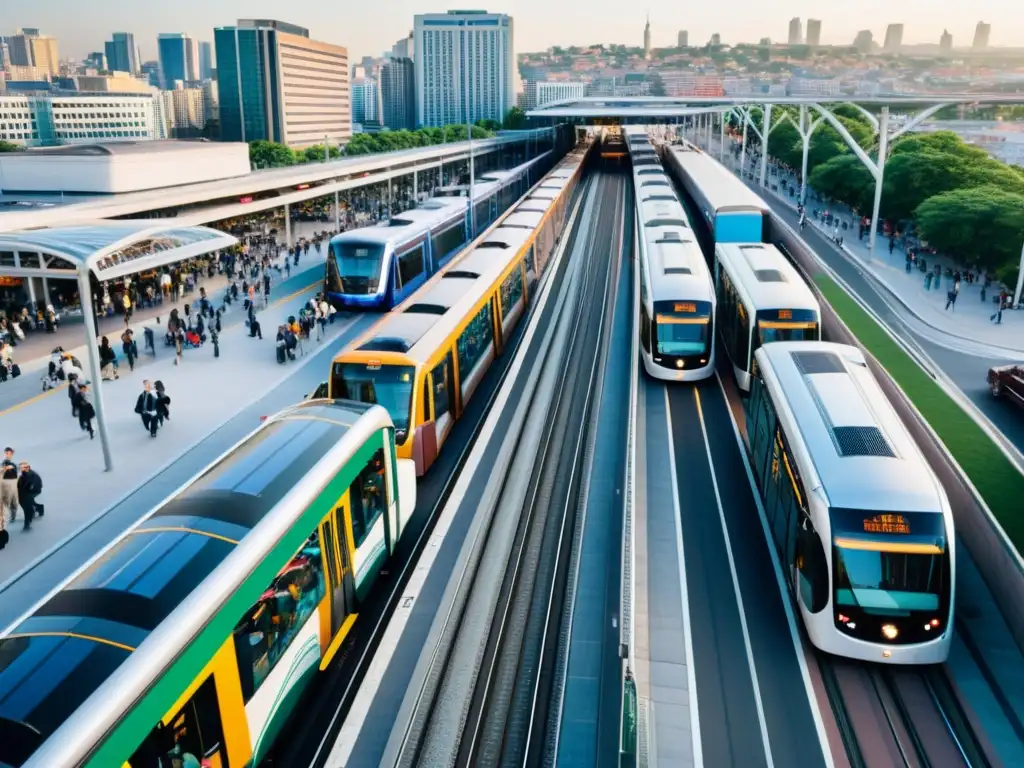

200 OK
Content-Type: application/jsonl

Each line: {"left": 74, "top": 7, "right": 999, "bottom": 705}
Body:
{"left": 940, "top": 30, "right": 953, "bottom": 52}
{"left": 5, "top": 29, "right": 36, "bottom": 67}
{"left": 202, "top": 78, "right": 219, "bottom": 122}
{"left": 85, "top": 52, "right": 107, "bottom": 71}
{"left": 380, "top": 56, "right": 416, "bottom": 130}
{"left": 806, "top": 19, "right": 822, "bottom": 47}
{"left": 710, "top": 33, "right": 722, "bottom": 46}
{"left": 198, "top": 41, "right": 214, "bottom": 80}
{"left": 214, "top": 19, "right": 350, "bottom": 147}
{"left": 853, "top": 30, "right": 874, "bottom": 53}
{"left": 0, "top": 41, "right": 10, "bottom": 70}
{"left": 28, "top": 35, "right": 58, "bottom": 77}
{"left": 158, "top": 33, "right": 199, "bottom": 87}
{"left": 393, "top": 31, "right": 414, "bottom": 60}
{"left": 141, "top": 61, "right": 161, "bottom": 87}
{"left": 414, "top": 10, "right": 514, "bottom": 128}
{"left": 677, "top": 30, "right": 688, "bottom": 48}
{"left": 643, "top": 15, "right": 651, "bottom": 58}
{"left": 973, "top": 22, "right": 991, "bottom": 50}
{"left": 351, "top": 77, "right": 382, "bottom": 130}
{"left": 104, "top": 32, "right": 139, "bottom": 74}
{"left": 789, "top": 18, "right": 802, "bottom": 45}
{"left": 883, "top": 23, "right": 904, "bottom": 52}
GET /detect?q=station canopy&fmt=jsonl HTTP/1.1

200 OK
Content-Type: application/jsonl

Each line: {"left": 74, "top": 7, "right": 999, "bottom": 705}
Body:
{"left": 0, "top": 219, "right": 238, "bottom": 282}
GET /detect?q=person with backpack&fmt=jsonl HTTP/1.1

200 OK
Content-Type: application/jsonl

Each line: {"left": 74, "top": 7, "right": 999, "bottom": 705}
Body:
{"left": 17, "top": 462, "right": 42, "bottom": 531}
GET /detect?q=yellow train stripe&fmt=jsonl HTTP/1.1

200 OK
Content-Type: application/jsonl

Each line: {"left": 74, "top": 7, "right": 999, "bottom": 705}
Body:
{"left": 5, "top": 631, "right": 135, "bottom": 652}
{"left": 320, "top": 613, "right": 358, "bottom": 670}
{"left": 134, "top": 526, "right": 240, "bottom": 545}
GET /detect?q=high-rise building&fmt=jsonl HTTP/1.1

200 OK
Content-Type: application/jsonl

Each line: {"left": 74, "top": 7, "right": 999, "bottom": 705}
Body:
{"left": 883, "top": 23, "right": 904, "bottom": 52}
{"left": 853, "top": 30, "right": 874, "bottom": 53}
{"left": 28, "top": 35, "right": 59, "bottom": 77}
{"left": 202, "top": 78, "right": 219, "bottom": 123}
{"left": 105, "top": 32, "right": 139, "bottom": 75}
{"left": 85, "top": 52, "right": 107, "bottom": 71}
{"left": 140, "top": 61, "right": 161, "bottom": 87}
{"left": 806, "top": 19, "right": 822, "bottom": 47}
{"left": 214, "top": 19, "right": 350, "bottom": 148}
{"left": 677, "top": 30, "right": 688, "bottom": 48}
{"left": 351, "top": 77, "right": 381, "bottom": 130}
{"left": 414, "top": 10, "right": 514, "bottom": 128}
{"left": 788, "top": 18, "right": 802, "bottom": 45}
{"left": 380, "top": 56, "right": 416, "bottom": 131}
{"left": 1, "top": 41, "right": 11, "bottom": 70}
{"left": 158, "top": 33, "right": 199, "bottom": 87}
{"left": 198, "top": 41, "right": 215, "bottom": 80}
{"left": 940, "top": 30, "right": 953, "bottom": 52}
{"left": 5, "top": 29, "right": 36, "bottom": 67}
{"left": 973, "top": 22, "right": 991, "bottom": 50}
{"left": 710, "top": 33, "right": 722, "bottom": 46}
{"left": 392, "top": 31, "right": 414, "bottom": 60}
{"left": 643, "top": 15, "right": 652, "bottom": 58}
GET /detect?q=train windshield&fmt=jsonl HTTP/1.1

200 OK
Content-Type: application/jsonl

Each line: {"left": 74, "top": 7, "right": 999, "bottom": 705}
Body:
{"left": 332, "top": 362, "right": 414, "bottom": 439}
{"left": 333, "top": 242, "right": 385, "bottom": 293}
{"left": 653, "top": 300, "right": 712, "bottom": 357}
{"left": 830, "top": 508, "right": 948, "bottom": 613}
{"left": 756, "top": 309, "right": 819, "bottom": 346}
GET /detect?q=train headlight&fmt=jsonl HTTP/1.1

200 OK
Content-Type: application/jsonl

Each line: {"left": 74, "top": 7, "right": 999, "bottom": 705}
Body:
{"left": 881, "top": 624, "right": 899, "bottom": 641}
{"left": 676, "top": 359, "right": 684, "bottom": 369}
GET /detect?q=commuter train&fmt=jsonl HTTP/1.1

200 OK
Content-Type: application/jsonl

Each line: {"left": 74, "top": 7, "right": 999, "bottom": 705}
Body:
{"left": 0, "top": 400, "right": 418, "bottom": 767}
{"left": 626, "top": 127, "right": 716, "bottom": 381}
{"left": 746, "top": 342, "right": 954, "bottom": 664}
{"left": 664, "top": 141, "right": 770, "bottom": 244}
{"left": 714, "top": 242, "right": 821, "bottom": 391}
{"left": 328, "top": 144, "right": 589, "bottom": 474}
{"left": 325, "top": 153, "right": 553, "bottom": 310}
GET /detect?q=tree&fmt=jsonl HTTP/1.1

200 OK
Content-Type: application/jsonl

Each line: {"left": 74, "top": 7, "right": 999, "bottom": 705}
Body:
{"left": 301, "top": 144, "right": 343, "bottom": 163}
{"left": 915, "top": 185, "right": 1024, "bottom": 274}
{"left": 881, "top": 149, "right": 970, "bottom": 223}
{"left": 503, "top": 106, "right": 527, "bottom": 130}
{"left": 0, "top": 140, "right": 22, "bottom": 153}
{"left": 766, "top": 117, "right": 803, "bottom": 170}
{"left": 249, "top": 140, "right": 296, "bottom": 168}
{"left": 475, "top": 118, "right": 501, "bottom": 132}
{"left": 890, "top": 131, "right": 989, "bottom": 163}
{"left": 808, "top": 154, "right": 875, "bottom": 214}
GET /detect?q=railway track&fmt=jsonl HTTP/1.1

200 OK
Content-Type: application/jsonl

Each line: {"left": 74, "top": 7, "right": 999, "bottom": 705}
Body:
{"left": 823, "top": 659, "right": 992, "bottom": 768}
{"left": 395, "top": 172, "right": 625, "bottom": 767}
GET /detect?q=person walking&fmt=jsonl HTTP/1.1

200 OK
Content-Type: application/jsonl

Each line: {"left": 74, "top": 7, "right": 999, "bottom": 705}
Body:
{"left": 78, "top": 384, "right": 96, "bottom": 439}
{"left": 154, "top": 380, "right": 171, "bottom": 427}
{"left": 17, "top": 461, "right": 42, "bottom": 531}
{"left": 135, "top": 380, "right": 160, "bottom": 437}
{"left": 1, "top": 448, "right": 19, "bottom": 523}
{"left": 99, "top": 336, "right": 119, "bottom": 380}
{"left": 121, "top": 328, "right": 137, "bottom": 372}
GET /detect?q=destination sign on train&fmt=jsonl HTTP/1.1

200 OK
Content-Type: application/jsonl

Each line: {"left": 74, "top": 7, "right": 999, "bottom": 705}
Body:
{"left": 674, "top": 302, "right": 697, "bottom": 314}
{"left": 778, "top": 309, "right": 793, "bottom": 320}
{"left": 863, "top": 514, "right": 911, "bottom": 535}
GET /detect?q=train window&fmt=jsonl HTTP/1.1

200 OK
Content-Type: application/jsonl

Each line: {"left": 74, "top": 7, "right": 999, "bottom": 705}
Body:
{"left": 233, "top": 531, "right": 326, "bottom": 702}
{"left": 796, "top": 516, "right": 829, "bottom": 614}
{"left": 457, "top": 303, "right": 495, "bottom": 380}
{"left": 500, "top": 265, "right": 524, "bottom": 320}
{"left": 432, "top": 222, "right": 467, "bottom": 259}
{"left": 397, "top": 245, "right": 425, "bottom": 288}
{"left": 349, "top": 449, "right": 388, "bottom": 549}
{"left": 128, "top": 676, "right": 228, "bottom": 768}
{"left": 639, "top": 303, "right": 651, "bottom": 353}
{"left": 525, "top": 244, "right": 536, "bottom": 275}
{"left": 431, "top": 355, "right": 452, "bottom": 420}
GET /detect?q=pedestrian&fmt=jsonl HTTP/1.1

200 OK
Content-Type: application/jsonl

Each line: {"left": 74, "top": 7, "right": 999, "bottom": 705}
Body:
{"left": 99, "top": 336, "right": 119, "bottom": 380}
{"left": 1, "top": 448, "right": 19, "bottom": 523}
{"left": 135, "top": 379, "right": 160, "bottom": 437}
{"left": 121, "top": 328, "right": 137, "bottom": 372}
{"left": 17, "top": 461, "right": 42, "bottom": 531}
{"left": 68, "top": 372, "right": 82, "bottom": 419}
{"left": 122, "top": 292, "right": 132, "bottom": 325}
{"left": 154, "top": 380, "right": 171, "bottom": 426}
{"left": 77, "top": 384, "right": 96, "bottom": 439}
{"left": 945, "top": 290, "right": 958, "bottom": 311}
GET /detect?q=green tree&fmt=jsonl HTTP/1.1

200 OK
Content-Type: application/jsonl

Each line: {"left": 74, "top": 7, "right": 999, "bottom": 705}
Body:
{"left": 915, "top": 185, "right": 1024, "bottom": 274}
{"left": 0, "top": 140, "right": 22, "bottom": 153}
{"left": 890, "top": 131, "right": 989, "bottom": 162}
{"left": 766, "top": 117, "right": 803, "bottom": 170}
{"left": 503, "top": 106, "right": 527, "bottom": 130}
{"left": 249, "top": 140, "right": 296, "bottom": 168}
{"left": 300, "top": 144, "right": 343, "bottom": 163}
{"left": 808, "top": 154, "right": 875, "bottom": 213}
{"left": 880, "top": 149, "right": 970, "bottom": 222}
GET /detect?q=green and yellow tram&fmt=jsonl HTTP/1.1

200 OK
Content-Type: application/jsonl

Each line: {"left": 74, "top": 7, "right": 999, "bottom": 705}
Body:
{"left": 0, "top": 400, "right": 416, "bottom": 768}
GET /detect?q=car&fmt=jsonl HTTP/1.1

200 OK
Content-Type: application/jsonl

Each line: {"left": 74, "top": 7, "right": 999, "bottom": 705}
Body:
{"left": 988, "top": 363, "right": 1024, "bottom": 409}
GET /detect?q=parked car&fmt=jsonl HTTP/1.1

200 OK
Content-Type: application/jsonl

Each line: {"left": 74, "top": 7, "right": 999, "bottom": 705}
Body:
{"left": 988, "top": 364, "right": 1024, "bottom": 410}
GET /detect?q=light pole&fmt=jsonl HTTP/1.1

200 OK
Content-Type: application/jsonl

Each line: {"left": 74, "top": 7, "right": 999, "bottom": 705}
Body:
{"left": 1014, "top": 239, "right": 1024, "bottom": 309}
{"left": 77, "top": 267, "right": 113, "bottom": 471}
{"left": 463, "top": 33, "right": 475, "bottom": 238}
{"left": 759, "top": 103, "right": 773, "bottom": 188}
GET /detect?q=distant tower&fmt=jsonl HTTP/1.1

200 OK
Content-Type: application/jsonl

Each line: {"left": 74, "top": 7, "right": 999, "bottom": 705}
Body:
{"left": 940, "top": 29, "right": 953, "bottom": 53}
{"left": 643, "top": 14, "right": 652, "bottom": 58}
{"left": 973, "top": 21, "right": 991, "bottom": 50}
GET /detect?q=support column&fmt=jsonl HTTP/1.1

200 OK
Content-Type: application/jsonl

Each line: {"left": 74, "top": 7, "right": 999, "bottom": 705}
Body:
{"left": 719, "top": 113, "right": 725, "bottom": 162}
{"left": 1014, "top": 241, "right": 1024, "bottom": 308}
{"left": 78, "top": 268, "right": 113, "bottom": 472}
{"left": 740, "top": 110, "right": 749, "bottom": 174}
{"left": 334, "top": 190, "right": 341, "bottom": 231}
{"left": 388, "top": 176, "right": 393, "bottom": 217}
{"left": 284, "top": 204, "right": 292, "bottom": 248}
{"left": 760, "top": 103, "right": 773, "bottom": 188}
{"left": 800, "top": 105, "right": 811, "bottom": 206}
{"left": 867, "top": 106, "right": 890, "bottom": 258}
{"left": 413, "top": 168, "right": 418, "bottom": 202}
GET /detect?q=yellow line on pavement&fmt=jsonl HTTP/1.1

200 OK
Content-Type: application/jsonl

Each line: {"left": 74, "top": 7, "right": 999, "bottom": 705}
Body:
{"left": 0, "top": 278, "right": 323, "bottom": 419}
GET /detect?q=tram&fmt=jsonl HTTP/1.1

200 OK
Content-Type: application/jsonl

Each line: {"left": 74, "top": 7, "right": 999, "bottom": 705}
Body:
{"left": 714, "top": 241, "right": 821, "bottom": 391}
{"left": 325, "top": 154, "right": 552, "bottom": 310}
{"left": 0, "top": 401, "right": 417, "bottom": 767}
{"left": 328, "top": 144, "right": 589, "bottom": 474}
{"left": 746, "top": 341, "right": 955, "bottom": 664}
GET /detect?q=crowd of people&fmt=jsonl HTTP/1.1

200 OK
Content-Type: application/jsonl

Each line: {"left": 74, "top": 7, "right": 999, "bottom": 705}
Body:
{"left": 0, "top": 446, "right": 44, "bottom": 540}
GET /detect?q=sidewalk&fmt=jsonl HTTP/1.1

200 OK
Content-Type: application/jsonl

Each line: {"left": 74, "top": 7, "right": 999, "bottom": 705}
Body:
{"left": 0, "top": 276, "right": 366, "bottom": 587}
{"left": 699, "top": 132, "right": 1024, "bottom": 357}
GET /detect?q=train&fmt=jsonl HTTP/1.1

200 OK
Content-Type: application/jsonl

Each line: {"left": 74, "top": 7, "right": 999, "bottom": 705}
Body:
{"left": 328, "top": 143, "right": 590, "bottom": 474}
{"left": 0, "top": 400, "right": 416, "bottom": 767}
{"left": 624, "top": 126, "right": 717, "bottom": 381}
{"left": 324, "top": 153, "right": 553, "bottom": 310}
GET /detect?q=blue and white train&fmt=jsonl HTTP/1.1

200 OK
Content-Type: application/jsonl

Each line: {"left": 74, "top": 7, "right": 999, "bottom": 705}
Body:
{"left": 325, "top": 154, "right": 552, "bottom": 310}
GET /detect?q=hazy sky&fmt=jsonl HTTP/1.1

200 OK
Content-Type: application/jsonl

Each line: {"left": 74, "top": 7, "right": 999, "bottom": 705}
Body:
{"left": 12, "top": 0, "right": 1021, "bottom": 65}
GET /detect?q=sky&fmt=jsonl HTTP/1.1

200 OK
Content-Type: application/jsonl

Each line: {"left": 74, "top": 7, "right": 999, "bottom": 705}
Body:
{"left": 11, "top": 0, "right": 1022, "bottom": 66}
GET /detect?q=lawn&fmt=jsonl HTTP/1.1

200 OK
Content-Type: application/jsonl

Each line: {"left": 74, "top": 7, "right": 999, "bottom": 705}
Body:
{"left": 815, "top": 274, "right": 1024, "bottom": 549}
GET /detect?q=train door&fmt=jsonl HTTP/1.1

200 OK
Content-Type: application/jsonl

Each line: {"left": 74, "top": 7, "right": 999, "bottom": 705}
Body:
{"left": 128, "top": 676, "right": 232, "bottom": 768}
{"left": 319, "top": 510, "right": 355, "bottom": 639}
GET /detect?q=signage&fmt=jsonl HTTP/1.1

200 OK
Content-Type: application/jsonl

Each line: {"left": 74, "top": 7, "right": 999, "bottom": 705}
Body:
{"left": 674, "top": 302, "right": 697, "bottom": 314}
{"left": 0, "top": 277, "right": 23, "bottom": 287}
{"left": 778, "top": 309, "right": 793, "bottom": 320}
{"left": 239, "top": 196, "right": 254, "bottom": 204}
{"left": 367, "top": 360, "right": 382, "bottom": 371}
{"left": 863, "top": 514, "right": 911, "bottom": 535}
{"left": 296, "top": 184, "right": 311, "bottom": 191}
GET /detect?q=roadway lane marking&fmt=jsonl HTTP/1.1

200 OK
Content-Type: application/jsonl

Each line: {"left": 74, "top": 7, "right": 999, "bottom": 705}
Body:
{"left": 693, "top": 387, "right": 774, "bottom": 768}
{"left": 663, "top": 386, "right": 704, "bottom": 768}
{"left": 712, "top": 372, "right": 836, "bottom": 768}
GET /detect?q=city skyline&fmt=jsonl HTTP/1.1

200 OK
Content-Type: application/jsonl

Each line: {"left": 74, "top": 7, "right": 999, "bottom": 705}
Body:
{"left": 11, "top": 1, "right": 1021, "bottom": 66}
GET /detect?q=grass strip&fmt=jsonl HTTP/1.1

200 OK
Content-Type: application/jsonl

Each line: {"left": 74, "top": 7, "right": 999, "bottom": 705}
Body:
{"left": 815, "top": 274, "right": 1024, "bottom": 549}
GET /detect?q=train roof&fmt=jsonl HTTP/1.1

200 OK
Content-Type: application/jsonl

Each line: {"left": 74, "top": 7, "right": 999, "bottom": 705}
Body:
{"left": 643, "top": 226, "right": 712, "bottom": 304}
{"left": 754, "top": 342, "right": 946, "bottom": 514}
{"left": 640, "top": 196, "right": 690, "bottom": 229}
{"left": 347, "top": 148, "right": 587, "bottom": 365}
{"left": 715, "top": 242, "right": 819, "bottom": 314}
{"left": 0, "top": 400, "right": 391, "bottom": 761}
{"left": 667, "top": 143, "right": 769, "bottom": 216}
